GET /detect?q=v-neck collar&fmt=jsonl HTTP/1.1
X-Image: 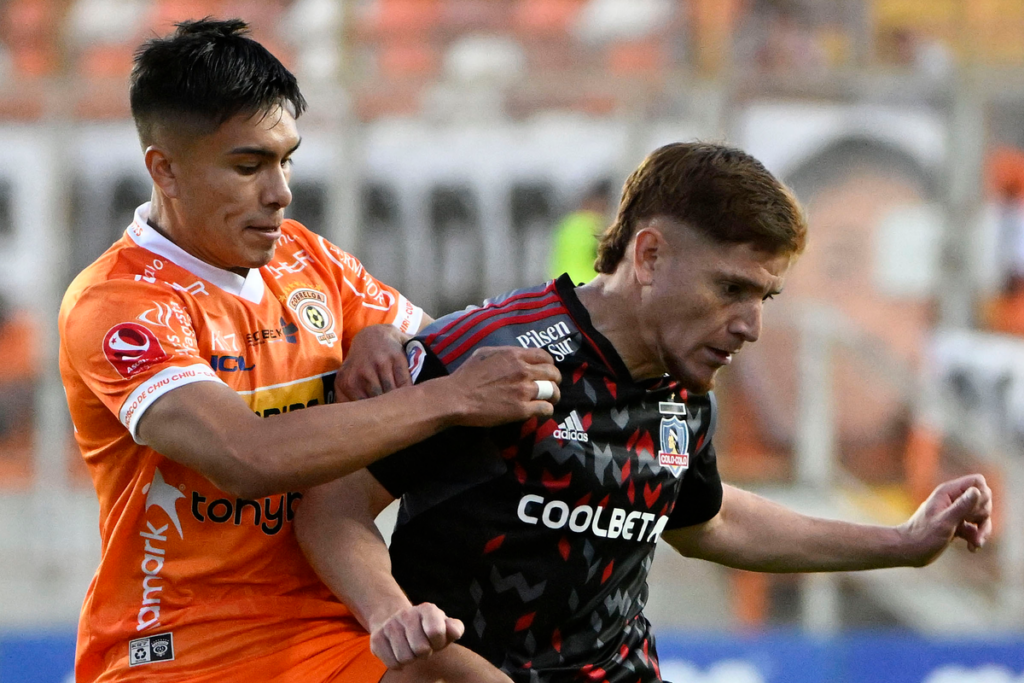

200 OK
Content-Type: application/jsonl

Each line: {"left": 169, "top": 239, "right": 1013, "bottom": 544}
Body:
{"left": 554, "top": 273, "right": 637, "bottom": 384}
{"left": 555, "top": 273, "right": 678, "bottom": 393}
{"left": 126, "top": 202, "right": 266, "bottom": 305}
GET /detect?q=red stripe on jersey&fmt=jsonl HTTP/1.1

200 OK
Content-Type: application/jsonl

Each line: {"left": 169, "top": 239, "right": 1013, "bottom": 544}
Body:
{"left": 439, "top": 306, "right": 569, "bottom": 365}
{"left": 427, "top": 284, "right": 558, "bottom": 354}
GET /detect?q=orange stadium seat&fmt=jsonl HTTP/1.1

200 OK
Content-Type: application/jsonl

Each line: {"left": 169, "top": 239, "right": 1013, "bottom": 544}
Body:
{"left": 378, "top": 40, "right": 438, "bottom": 79}
{"left": 78, "top": 44, "right": 136, "bottom": 79}
{"left": 3, "top": 0, "right": 60, "bottom": 78}
{"left": 606, "top": 39, "right": 666, "bottom": 77}
{"left": 151, "top": 0, "right": 226, "bottom": 32}
{"left": 512, "top": 0, "right": 584, "bottom": 36}
{"left": 368, "top": 0, "right": 442, "bottom": 37}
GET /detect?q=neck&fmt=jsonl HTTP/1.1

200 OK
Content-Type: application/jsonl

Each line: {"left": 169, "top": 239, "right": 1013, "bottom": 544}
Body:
{"left": 147, "top": 193, "right": 249, "bottom": 278}
{"left": 575, "top": 272, "right": 664, "bottom": 380}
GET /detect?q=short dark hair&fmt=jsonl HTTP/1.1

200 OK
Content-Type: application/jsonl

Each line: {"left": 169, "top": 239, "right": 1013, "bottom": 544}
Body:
{"left": 595, "top": 142, "right": 807, "bottom": 273}
{"left": 130, "top": 18, "right": 307, "bottom": 146}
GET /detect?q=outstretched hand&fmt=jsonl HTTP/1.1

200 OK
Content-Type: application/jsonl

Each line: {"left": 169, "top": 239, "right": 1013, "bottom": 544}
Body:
{"left": 898, "top": 474, "right": 993, "bottom": 567}
{"left": 370, "top": 602, "right": 465, "bottom": 669}
{"left": 441, "top": 346, "right": 562, "bottom": 427}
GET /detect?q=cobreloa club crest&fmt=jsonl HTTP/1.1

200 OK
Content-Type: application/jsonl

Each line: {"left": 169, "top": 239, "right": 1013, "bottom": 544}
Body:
{"left": 286, "top": 288, "right": 338, "bottom": 347}
{"left": 658, "top": 416, "right": 690, "bottom": 477}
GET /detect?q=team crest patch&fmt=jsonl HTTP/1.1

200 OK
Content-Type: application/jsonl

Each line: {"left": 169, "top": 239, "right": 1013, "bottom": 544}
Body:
{"left": 406, "top": 340, "right": 427, "bottom": 383}
{"left": 658, "top": 416, "right": 689, "bottom": 477}
{"left": 287, "top": 288, "right": 338, "bottom": 347}
{"left": 103, "top": 322, "right": 169, "bottom": 378}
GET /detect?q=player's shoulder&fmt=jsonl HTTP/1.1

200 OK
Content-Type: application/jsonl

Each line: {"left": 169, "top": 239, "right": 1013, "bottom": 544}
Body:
{"left": 419, "top": 279, "right": 570, "bottom": 369}
{"left": 60, "top": 256, "right": 191, "bottom": 341}
{"left": 279, "top": 220, "right": 359, "bottom": 270}
{"left": 61, "top": 240, "right": 181, "bottom": 317}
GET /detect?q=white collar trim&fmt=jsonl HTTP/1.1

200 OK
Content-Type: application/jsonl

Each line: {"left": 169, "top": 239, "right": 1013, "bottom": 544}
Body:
{"left": 126, "top": 202, "right": 265, "bottom": 304}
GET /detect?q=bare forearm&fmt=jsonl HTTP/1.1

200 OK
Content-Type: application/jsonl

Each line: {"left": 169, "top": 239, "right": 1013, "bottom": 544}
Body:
{"left": 142, "top": 380, "right": 453, "bottom": 498}
{"left": 141, "top": 344, "right": 560, "bottom": 498}
{"left": 296, "top": 500, "right": 408, "bottom": 633}
{"left": 665, "top": 485, "right": 907, "bottom": 573}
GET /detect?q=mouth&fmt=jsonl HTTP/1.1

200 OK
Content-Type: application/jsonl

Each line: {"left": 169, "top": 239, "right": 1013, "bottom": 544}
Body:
{"left": 705, "top": 346, "right": 736, "bottom": 366}
{"left": 246, "top": 224, "right": 282, "bottom": 240}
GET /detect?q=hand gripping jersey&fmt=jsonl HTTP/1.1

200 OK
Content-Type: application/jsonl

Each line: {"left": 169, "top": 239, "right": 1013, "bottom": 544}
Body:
{"left": 59, "top": 203, "right": 422, "bottom": 682}
{"left": 368, "top": 275, "right": 723, "bottom": 683}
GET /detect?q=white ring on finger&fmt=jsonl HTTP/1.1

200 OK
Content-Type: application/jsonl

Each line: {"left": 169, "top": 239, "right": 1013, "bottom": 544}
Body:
{"left": 534, "top": 380, "right": 556, "bottom": 401}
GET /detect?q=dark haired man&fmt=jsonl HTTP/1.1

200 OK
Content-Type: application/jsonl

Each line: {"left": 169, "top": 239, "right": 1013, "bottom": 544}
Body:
{"left": 59, "top": 19, "right": 556, "bottom": 683}
{"left": 298, "top": 142, "right": 993, "bottom": 682}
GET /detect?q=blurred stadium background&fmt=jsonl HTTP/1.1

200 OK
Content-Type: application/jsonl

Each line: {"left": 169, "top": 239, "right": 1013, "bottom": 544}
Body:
{"left": 1, "top": 0, "right": 1024, "bottom": 681}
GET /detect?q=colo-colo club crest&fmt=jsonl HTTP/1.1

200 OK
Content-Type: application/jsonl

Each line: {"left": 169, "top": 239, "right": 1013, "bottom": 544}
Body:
{"left": 287, "top": 288, "right": 338, "bottom": 347}
{"left": 658, "top": 415, "right": 690, "bottom": 477}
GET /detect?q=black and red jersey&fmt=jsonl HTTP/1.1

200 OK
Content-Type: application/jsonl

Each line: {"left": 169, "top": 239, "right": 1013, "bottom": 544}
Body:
{"left": 368, "top": 274, "right": 723, "bottom": 683}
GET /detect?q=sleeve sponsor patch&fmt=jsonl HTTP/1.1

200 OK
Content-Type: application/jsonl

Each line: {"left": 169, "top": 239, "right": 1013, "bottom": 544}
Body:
{"left": 103, "top": 322, "right": 170, "bottom": 379}
{"left": 392, "top": 294, "right": 424, "bottom": 334}
{"left": 119, "top": 363, "right": 225, "bottom": 440}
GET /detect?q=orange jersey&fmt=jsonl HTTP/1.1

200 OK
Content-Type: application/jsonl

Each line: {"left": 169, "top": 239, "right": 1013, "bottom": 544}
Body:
{"left": 59, "top": 203, "right": 421, "bottom": 682}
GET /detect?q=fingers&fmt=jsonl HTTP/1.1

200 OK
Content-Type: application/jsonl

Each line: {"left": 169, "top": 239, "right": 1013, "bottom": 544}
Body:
{"left": 942, "top": 484, "right": 994, "bottom": 552}
{"left": 938, "top": 474, "right": 990, "bottom": 504}
{"left": 371, "top": 604, "right": 460, "bottom": 670}
{"left": 445, "top": 617, "right": 465, "bottom": 643}
{"left": 393, "top": 351, "right": 413, "bottom": 389}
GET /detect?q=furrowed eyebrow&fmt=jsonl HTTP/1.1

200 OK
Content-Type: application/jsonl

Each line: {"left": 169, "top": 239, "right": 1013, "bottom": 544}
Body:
{"left": 227, "top": 138, "right": 302, "bottom": 159}
{"left": 720, "top": 271, "right": 781, "bottom": 297}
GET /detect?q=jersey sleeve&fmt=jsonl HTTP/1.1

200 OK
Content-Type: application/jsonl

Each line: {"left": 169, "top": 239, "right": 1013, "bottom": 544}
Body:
{"left": 367, "top": 339, "right": 505, "bottom": 512}
{"left": 665, "top": 392, "right": 724, "bottom": 529}
{"left": 366, "top": 341, "right": 449, "bottom": 498}
{"left": 60, "top": 279, "right": 226, "bottom": 441}
{"left": 313, "top": 233, "right": 423, "bottom": 349}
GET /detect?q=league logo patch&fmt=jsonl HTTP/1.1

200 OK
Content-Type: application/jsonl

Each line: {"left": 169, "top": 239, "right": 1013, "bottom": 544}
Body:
{"left": 129, "top": 632, "right": 174, "bottom": 666}
{"left": 103, "top": 322, "right": 169, "bottom": 379}
{"left": 406, "top": 340, "right": 427, "bottom": 383}
{"left": 286, "top": 288, "right": 338, "bottom": 347}
{"left": 658, "top": 416, "right": 689, "bottom": 477}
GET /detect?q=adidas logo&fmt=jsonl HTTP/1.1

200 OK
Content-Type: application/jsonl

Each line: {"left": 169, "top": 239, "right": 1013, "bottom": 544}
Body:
{"left": 554, "top": 410, "right": 589, "bottom": 443}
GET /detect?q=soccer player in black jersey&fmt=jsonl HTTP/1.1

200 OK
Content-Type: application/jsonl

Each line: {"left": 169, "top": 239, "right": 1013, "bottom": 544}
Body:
{"left": 297, "top": 143, "right": 993, "bottom": 683}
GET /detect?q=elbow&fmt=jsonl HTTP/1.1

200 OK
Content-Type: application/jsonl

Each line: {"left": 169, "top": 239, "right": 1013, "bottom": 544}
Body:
{"left": 201, "top": 440, "right": 290, "bottom": 499}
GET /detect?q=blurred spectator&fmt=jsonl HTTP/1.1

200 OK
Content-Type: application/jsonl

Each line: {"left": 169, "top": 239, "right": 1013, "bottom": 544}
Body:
{"left": 983, "top": 147, "right": 1024, "bottom": 335}
{"left": 548, "top": 178, "right": 612, "bottom": 284}
{"left": 879, "top": 26, "right": 953, "bottom": 82}
{"left": 737, "top": 0, "right": 826, "bottom": 77}
{"left": 0, "top": 291, "right": 36, "bottom": 480}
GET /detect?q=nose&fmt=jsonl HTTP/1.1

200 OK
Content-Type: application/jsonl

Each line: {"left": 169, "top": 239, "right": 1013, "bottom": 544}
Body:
{"left": 261, "top": 163, "right": 292, "bottom": 211}
{"left": 728, "top": 301, "right": 762, "bottom": 343}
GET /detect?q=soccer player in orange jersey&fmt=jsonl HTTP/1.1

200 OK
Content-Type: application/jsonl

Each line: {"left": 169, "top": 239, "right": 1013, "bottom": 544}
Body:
{"left": 58, "top": 19, "right": 556, "bottom": 683}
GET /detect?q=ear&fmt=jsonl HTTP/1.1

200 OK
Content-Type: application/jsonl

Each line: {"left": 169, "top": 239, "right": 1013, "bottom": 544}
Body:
{"left": 632, "top": 226, "right": 665, "bottom": 287}
{"left": 144, "top": 145, "right": 180, "bottom": 199}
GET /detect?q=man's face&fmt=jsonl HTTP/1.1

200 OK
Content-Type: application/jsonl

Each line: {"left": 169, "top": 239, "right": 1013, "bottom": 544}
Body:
{"left": 165, "top": 106, "right": 300, "bottom": 273}
{"left": 636, "top": 217, "right": 793, "bottom": 393}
